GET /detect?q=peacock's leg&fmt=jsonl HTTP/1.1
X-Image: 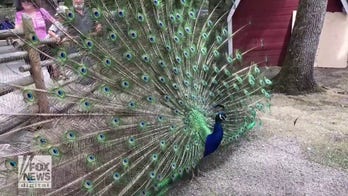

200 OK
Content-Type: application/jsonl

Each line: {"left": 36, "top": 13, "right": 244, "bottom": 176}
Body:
{"left": 190, "top": 164, "right": 205, "bottom": 182}
{"left": 195, "top": 167, "right": 206, "bottom": 177}
{"left": 190, "top": 167, "right": 215, "bottom": 194}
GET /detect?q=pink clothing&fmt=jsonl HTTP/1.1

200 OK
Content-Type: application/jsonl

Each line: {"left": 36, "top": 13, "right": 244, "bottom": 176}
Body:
{"left": 15, "top": 8, "right": 55, "bottom": 40}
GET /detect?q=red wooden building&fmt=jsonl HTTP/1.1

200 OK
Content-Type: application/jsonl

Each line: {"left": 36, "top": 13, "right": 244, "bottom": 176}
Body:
{"left": 228, "top": 0, "right": 348, "bottom": 66}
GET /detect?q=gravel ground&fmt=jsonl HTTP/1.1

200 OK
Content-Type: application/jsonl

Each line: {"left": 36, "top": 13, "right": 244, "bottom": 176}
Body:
{"left": 169, "top": 136, "right": 348, "bottom": 196}
{"left": 169, "top": 67, "right": 348, "bottom": 196}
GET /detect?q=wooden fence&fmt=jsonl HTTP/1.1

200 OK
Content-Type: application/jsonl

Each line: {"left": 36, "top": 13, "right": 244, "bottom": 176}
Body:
{"left": 0, "top": 14, "right": 80, "bottom": 134}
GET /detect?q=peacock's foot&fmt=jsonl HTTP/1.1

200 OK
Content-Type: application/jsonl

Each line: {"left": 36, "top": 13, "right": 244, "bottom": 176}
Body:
{"left": 189, "top": 170, "right": 198, "bottom": 184}
{"left": 190, "top": 167, "right": 205, "bottom": 184}
{"left": 194, "top": 167, "right": 206, "bottom": 178}
{"left": 190, "top": 167, "right": 216, "bottom": 194}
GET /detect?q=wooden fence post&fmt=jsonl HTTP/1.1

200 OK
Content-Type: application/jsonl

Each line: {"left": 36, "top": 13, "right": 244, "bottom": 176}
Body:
{"left": 22, "top": 14, "right": 50, "bottom": 114}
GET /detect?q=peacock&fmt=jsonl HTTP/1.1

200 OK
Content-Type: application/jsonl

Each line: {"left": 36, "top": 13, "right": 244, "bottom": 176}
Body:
{"left": 0, "top": 0, "right": 272, "bottom": 195}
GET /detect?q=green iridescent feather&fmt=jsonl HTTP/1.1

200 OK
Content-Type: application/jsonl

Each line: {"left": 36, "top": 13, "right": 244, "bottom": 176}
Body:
{"left": 0, "top": 0, "right": 271, "bottom": 195}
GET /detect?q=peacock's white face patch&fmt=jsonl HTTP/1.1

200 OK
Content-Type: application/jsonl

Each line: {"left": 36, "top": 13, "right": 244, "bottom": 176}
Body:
{"left": 219, "top": 113, "right": 227, "bottom": 121}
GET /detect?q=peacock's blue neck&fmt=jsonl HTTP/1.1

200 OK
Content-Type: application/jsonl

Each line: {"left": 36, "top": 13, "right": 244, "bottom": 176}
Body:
{"left": 203, "top": 116, "right": 225, "bottom": 157}
{"left": 213, "top": 122, "right": 223, "bottom": 132}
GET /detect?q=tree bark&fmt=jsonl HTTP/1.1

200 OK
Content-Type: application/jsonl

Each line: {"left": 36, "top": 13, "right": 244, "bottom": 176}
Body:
{"left": 272, "top": 0, "right": 328, "bottom": 95}
{"left": 22, "top": 14, "right": 50, "bottom": 114}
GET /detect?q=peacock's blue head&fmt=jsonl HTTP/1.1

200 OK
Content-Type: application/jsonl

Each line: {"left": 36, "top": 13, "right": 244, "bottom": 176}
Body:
{"left": 215, "top": 112, "right": 227, "bottom": 123}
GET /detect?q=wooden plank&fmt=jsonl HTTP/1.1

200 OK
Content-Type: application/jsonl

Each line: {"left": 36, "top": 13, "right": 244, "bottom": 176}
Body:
{"left": 0, "top": 29, "right": 24, "bottom": 39}
{"left": 227, "top": 0, "right": 242, "bottom": 55}
{"left": 0, "top": 51, "right": 28, "bottom": 64}
{"left": 0, "top": 76, "right": 34, "bottom": 96}
{"left": 0, "top": 107, "right": 38, "bottom": 135}
{"left": 315, "top": 12, "right": 348, "bottom": 68}
{"left": 19, "top": 60, "right": 53, "bottom": 72}
{"left": 341, "top": 0, "right": 348, "bottom": 13}
{"left": 227, "top": 0, "right": 242, "bottom": 21}
{"left": 19, "top": 52, "right": 82, "bottom": 72}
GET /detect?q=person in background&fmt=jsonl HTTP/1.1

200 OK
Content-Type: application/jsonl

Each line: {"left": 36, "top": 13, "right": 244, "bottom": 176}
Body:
{"left": 15, "top": 0, "right": 56, "bottom": 40}
{"left": 44, "top": 5, "right": 69, "bottom": 80}
{"left": 57, "top": 0, "right": 65, "bottom": 6}
{"left": 0, "top": 16, "right": 15, "bottom": 30}
{"left": 15, "top": 0, "right": 57, "bottom": 79}
{"left": 45, "top": 5, "right": 68, "bottom": 42}
{"left": 63, "top": 0, "right": 102, "bottom": 85}
{"left": 70, "top": 0, "right": 102, "bottom": 35}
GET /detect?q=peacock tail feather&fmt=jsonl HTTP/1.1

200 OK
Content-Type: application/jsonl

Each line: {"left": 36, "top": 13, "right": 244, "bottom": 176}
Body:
{"left": 0, "top": 0, "right": 271, "bottom": 195}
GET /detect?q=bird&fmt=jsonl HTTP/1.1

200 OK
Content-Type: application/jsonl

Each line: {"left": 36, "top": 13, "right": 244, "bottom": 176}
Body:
{"left": 0, "top": 0, "right": 272, "bottom": 195}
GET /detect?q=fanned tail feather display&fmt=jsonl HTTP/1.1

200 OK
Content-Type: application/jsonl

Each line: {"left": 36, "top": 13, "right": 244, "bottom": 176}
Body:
{"left": 0, "top": 0, "right": 272, "bottom": 195}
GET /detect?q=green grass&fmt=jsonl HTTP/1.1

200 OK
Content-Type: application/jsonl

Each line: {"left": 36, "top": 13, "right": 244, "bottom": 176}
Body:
{"left": 306, "top": 141, "right": 348, "bottom": 170}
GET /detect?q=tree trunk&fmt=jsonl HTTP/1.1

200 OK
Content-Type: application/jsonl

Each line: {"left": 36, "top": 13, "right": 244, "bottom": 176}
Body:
{"left": 272, "top": 0, "right": 328, "bottom": 95}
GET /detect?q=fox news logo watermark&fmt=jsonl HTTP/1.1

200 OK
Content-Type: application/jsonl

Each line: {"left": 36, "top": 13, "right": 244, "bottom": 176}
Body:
{"left": 18, "top": 155, "right": 52, "bottom": 189}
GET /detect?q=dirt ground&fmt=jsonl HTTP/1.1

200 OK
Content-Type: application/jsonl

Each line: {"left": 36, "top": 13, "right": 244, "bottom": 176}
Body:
{"left": 169, "top": 67, "right": 348, "bottom": 196}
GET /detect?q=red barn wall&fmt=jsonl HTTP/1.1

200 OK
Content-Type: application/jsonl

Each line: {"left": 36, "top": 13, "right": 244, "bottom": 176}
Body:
{"left": 232, "top": 0, "right": 343, "bottom": 66}
{"left": 327, "top": 0, "right": 343, "bottom": 11}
